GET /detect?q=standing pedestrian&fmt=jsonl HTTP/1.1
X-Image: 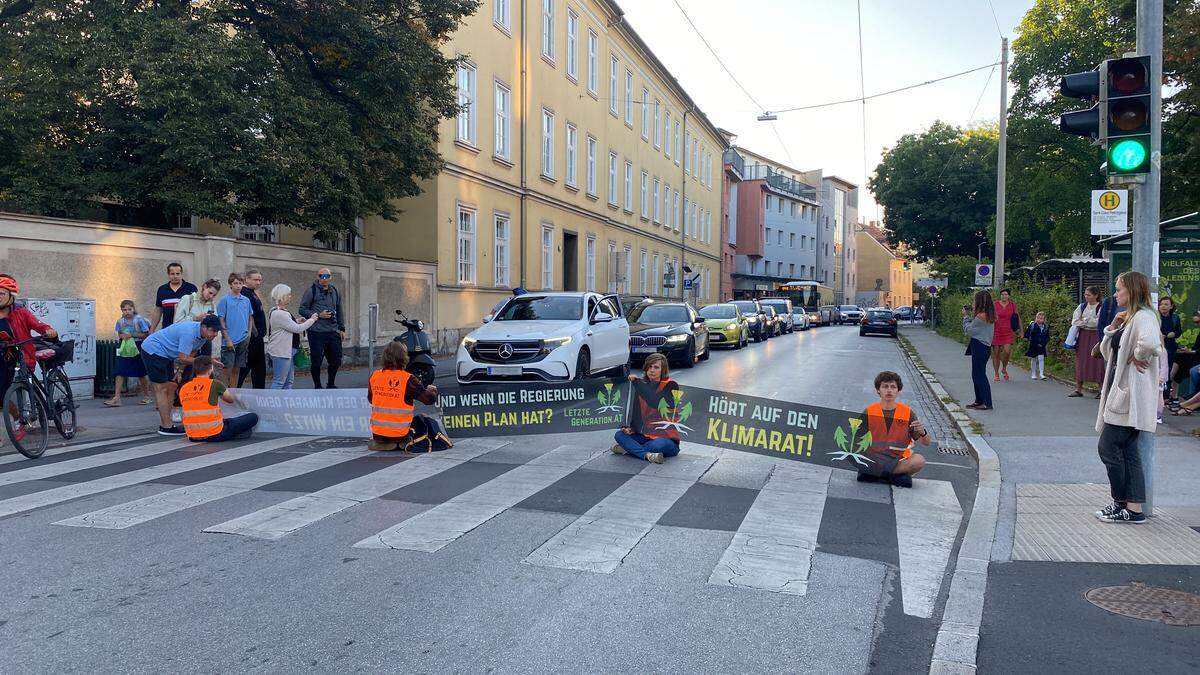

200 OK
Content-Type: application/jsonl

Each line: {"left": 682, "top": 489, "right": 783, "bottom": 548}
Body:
{"left": 1094, "top": 271, "right": 1162, "bottom": 524}
{"left": 238, "top": 269, "right": 267, "bottom": 389}
{"left": 1157, "top": 297, "right": 1182, "bottom": 404}
{"left": 139, "top": 315, "right": 221, "bottom": 435}
{"left": 105, "top": 300, "right": 152, "bottom": 407}
{"left": 266, "top": 284, "right": 317, "bottom": 390}
{"left": 299, "top": 267, "right": 346, "bottom": 389}
{"left": 149, "top": 262, "right": 198, "bottom": 332}
{"left": 963, "top": 290, "right": 996, "bottom": 410}
{"left": 991, "top": 288, "right": 1018, "bottom": 382}
{"left": 1024, "top": 311, "right": 1051, "bottom": 380}
{"left": 1069, "top": 286, "right": 1105, "bottom": 397}
{"left": 217, "top": 273, "right": 252, "bottom": 387}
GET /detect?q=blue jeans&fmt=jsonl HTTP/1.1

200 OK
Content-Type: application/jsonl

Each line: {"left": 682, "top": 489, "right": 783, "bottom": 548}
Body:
{"left": 270, "top": 351, "right": 296, "bottom": 390}
{"left": 1190, "top": 364, "right": 1200, "bottom": 398}
{"left": 614, "top": 430, "right": 680, "bottom": 460}
{"left": 969, "top": 339, "right": 993, "bottom": 407}
{"left": 191, "top": 412, "right": 259, "bottom": 443}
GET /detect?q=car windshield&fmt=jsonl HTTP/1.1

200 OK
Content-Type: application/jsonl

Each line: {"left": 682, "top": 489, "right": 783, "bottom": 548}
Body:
{"left": 731, "top": 301, "right": 758, "bottom": 314}
{"left": 761, "top": 300, "right": 787, "bottom": 310}
{"left": 868, "top": 310, "right": 893, "bottom": 318}
{"left": 699, "top": 305, "right": 736, "bottom": 319}
{"left": 631, "top": 304, "right": 690, "bottom": 324}
{"left": 763, "top": 308, "right": 776, "bottom": 317}
{"left": 493, "top": 296, "right": 583, "bottom": 321}
{"left": 840, "top": 305, "right": 861, "bottom": 311}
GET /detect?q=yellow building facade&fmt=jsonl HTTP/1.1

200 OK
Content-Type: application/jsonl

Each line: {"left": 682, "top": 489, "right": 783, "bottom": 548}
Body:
{"left": 854, "top": 229, "right": 913, "bottom": 310}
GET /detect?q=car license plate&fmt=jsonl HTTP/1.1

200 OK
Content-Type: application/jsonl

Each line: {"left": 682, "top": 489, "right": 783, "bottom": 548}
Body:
{"left": 633, "top": 346, "right": 658, "bottom": 354}
{"left": 486, "top": 366, "right": 522, "bottom": 376}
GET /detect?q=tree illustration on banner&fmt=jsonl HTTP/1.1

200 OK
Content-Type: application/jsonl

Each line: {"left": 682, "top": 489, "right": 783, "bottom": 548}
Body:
{"left": 596, "top": 383, "right": 622, "bottom": 413}
{"left": 653, "top": 390, "right": 694, "bottom": 435}
{"left": 829, "top": 417, "right": 874, "bottom": 467}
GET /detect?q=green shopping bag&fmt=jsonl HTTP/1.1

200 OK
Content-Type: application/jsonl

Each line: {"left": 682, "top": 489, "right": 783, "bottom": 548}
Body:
{"left": 293, "top": 347, "right": 311, "bottom": 369}
{"left": 116, "top": 337, "right": 140, "bottom": 358}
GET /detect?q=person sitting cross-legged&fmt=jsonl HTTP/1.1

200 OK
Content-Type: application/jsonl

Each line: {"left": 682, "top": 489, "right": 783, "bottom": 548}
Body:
{"left": 367, "top": 342, "right": 439, "bottom": 451}
{"left": 178, "top": 355, "right": 259, "bottom": 442}
{"left": 612, "top": 353, "right": 682, "bottom": 464}
{"left": 857, "top": 371, "right": 929, "bottom": 488}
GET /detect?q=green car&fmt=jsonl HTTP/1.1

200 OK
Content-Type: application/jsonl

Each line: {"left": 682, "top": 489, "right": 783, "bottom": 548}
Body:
{"left": 699, "top": 303, "right": 749, "bottom": 349}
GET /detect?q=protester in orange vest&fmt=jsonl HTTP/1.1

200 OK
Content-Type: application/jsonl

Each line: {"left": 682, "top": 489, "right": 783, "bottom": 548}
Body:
{"left": 857, "top": 371, "right": 929, "bottom": 488}
{"left": 178, "top": 356, "right": 259, "bottom": 442}
{"left": 368, "top": 342, "right": 438, "bottom": 451}
{"left": 612, "top": 353, "right": 681, "bottom": 464}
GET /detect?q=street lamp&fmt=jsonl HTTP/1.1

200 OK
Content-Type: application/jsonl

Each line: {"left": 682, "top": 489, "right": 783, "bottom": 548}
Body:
{"left": 757, "top": 112, "right": 778, "bottom": 121}
{"left": 977, "top": 241, "right": 985, "bottom": 262}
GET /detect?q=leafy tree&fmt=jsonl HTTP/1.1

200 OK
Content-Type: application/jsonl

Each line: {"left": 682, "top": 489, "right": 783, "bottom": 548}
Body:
{"left": 0, "top": 0, "right": 479, "bottom": 238}
{"left": 931, "top": 255, "right": 981, "bottom": 291}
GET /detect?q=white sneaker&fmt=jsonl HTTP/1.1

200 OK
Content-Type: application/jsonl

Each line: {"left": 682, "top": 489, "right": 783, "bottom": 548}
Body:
{"left": 645, "top": 452, "right": 665, "bottom": 464}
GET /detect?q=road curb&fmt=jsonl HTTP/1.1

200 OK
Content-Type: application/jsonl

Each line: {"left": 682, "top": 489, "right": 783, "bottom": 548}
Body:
{"left": 897, "top": 335, "right": 1000, "bottom": 675}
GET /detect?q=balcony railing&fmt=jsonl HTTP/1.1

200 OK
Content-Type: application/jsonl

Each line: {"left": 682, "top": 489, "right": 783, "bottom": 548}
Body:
{"left": 723, "top": 148, "right": 745, "bottom": 179}
{"left": 765, "top": 173, "right": 818, "bottom": 201}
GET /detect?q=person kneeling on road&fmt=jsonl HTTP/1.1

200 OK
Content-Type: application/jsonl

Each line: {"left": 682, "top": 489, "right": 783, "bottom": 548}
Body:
{"left": 140, "top": 315, "right": 223, "bottom": 436}
{"left": 368, "top": 342, "right": 439, "bottom": 451}
{"left": 612, "top": 353, "right": 681, "bottom": 464}
{"left": 857, "top": 371, "right": 929, "bottom": 488}
{"left": 179, "top": 355, "right": 259, "bottom": 442}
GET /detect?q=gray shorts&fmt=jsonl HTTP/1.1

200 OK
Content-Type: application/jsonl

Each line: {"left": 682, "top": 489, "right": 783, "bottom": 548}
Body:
{"left": 221, "top": 339, "right": 250, "bottom": 369}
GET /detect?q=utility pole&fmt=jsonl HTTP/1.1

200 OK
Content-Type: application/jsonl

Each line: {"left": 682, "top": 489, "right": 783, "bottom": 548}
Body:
{"left": 993, "top": 36, "right": 1008, "bottom": 291}
{"left": 1134, "top": 0, "right": 1163, "bottom": 517}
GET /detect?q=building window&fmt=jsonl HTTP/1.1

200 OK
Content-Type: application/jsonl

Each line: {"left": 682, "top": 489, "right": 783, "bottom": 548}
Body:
{"left": 664, "top": 185, "right": 672, "bottom": 229}
{"left": 494, "top": 214, "right": 510, "bottom": 287}
{"left": 586, "top": 135, "right": 597, "bottom": 195}
{"left": 494, "top": 0, "right": 511, "bottom": 31}
{"left": 455, "top": 63, "right": 476, "bottom": 145}
{"left": 790, "top": 202, "right": 797, "bottom": 217}
{"left": 801, "top": 234, "right": 806, "bottom": 249}
{"left": 690, "top": 202, "right": 697, "bottom": 240}
{"left": 751, "top": 259, "right": 758, "bottom": 274}
{"left": 586, "top": 30, "right": 598, "bottom": 94}
{"left": 624, "top": 70, "right": 633, "bottom": 125}
{"left": 663, "top": 112, "right": 671, "bottom": 159}
{"left": 691, "top": 138, "right": 698, "bottom": 174}
{"left": 790, "top": 233, "right": 796, "bottom": 248}
{"left": 683, "top": 132, "right": 690, "bottom": 172}
{"left": 653, "top": 101, "right": 661, "bottom": 148}
{"left": 652, "top": 177, "right": 661, "bottom": 223}
{"left": 494, "top": 82, "right": 511, "bottom": 160}
{"left": 623, "top": 161, "right": 633, "bottom": 211}
{"left": 541, "top": 0, "right": 554, "bottom": 61}
{"left": 540, "top": 108, "right": 555, "bottom": 178}
{"left": 789, "top": 263, "right": 795, "bottom": 277}
{"left": 641, "top": 88, "right": 650, "bottom": 139}
{"left": 541, "top": 225, "right": 554, "bottom": 289}
{"left": 609, "top": 56, "right": 619, "bottom": 115}
{"left": 801, "top": 264, "right": 807, "bottom": 278}
{"left": 623, "top": 246, "right": 632, "bottom": 294}
{"left": 652, "top": 254, "right": 660, "bottom": 295}
{"left": 235, "top": 221, "right": 278, "bottom": 243}
{"left": 313, "top": 226, "right": 359, "bottom": 252}
{"left": 765, "top": 195, "right": 772, "bottom": 211}
{"left": 640, "top": 249, "right": 648, "bottom": 293}
{"left": 456, "top": 206, "right": 476, "bottom": 284}
{"left": 778, "top": 198, "right": 784, "bottom": 213}
{"left": 640, "top": 171, "right": 649, "bottom": 218}
{"left": 672, "top": 191, "right": 680, "bottom": 233}
{"left": 673, "top": 121, "right": 680, "bottom": 165}
{"left": 607, "top": 151, "right": 618, "bottom": 205}
{"left": 778, "top": 230, "right": 783, "bottom": 245}
{"left": 765, "top": 227, "right": 771, "bottom": 243}
{"left": 607, "top": 242, "right": 618, "bottom": 293}
{"left": 565, "top": 123, "right": 577, "bottom": 187}
{"left": 565, "top": 9, "right": 578, "bottom": 80}
{"left": 585, "top": 236, "right": 596, "bottom": 291}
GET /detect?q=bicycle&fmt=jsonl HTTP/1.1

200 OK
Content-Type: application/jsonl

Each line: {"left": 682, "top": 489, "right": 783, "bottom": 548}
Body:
{"left": 1, "top": 337, "right": 77, "bottom": 459}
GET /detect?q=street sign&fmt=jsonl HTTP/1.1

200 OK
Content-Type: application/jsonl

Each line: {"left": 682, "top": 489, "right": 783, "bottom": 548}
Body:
{"left": 918, "top": 277, "right": 948, "bottom": 289}
{"left": 1090, "top": 189, "right": 1129, "bottom": 235}
{"left": 974, "top": 264, "right": 993, "bottom": 286}
{"left": 683, "top": 278, "right": 693, "bottom": 290}
{"left": 926, "top": 285, "right": 940, "bottom": 297}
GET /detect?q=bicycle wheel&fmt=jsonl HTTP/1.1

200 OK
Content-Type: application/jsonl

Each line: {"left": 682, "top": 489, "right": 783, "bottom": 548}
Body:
{"left": 3, "top": 382, "right": 50, "bottom": 459}
{"left": 46, "top": 368, "right": 77, "bottom": 439}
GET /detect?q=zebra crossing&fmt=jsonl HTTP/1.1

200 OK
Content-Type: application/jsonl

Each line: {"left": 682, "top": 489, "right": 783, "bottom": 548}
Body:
{"left": 0, "top": 433, "right": 965, "bottom": 616}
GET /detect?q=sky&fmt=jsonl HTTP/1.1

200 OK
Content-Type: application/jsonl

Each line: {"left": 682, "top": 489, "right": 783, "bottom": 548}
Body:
{"left": 620, "top": 0, "right": 1037, "bottom": 223}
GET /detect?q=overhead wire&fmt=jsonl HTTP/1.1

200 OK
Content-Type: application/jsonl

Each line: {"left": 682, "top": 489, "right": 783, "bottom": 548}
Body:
{"left": 767, "top": 62, "right": 1000, "bottom": 115}
{"left": 984, "top": 0, "right": 1005, "bottom": 38}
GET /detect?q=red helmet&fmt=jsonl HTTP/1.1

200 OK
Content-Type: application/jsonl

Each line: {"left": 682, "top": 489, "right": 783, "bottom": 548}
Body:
{"left": 0, "top": 276, "right": 17, "bottom": 294}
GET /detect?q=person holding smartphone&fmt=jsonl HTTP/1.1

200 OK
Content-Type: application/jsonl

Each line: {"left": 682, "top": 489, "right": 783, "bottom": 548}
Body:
{"left": 299, "top": 267, "right": 346, "bottom": 389}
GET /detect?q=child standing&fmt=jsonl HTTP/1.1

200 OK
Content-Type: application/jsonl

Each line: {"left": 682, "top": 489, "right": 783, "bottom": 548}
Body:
{"left": 217, "top": 273, "right": 253, "bottom": 387}
{"left": 105, "top": 300, "right": 152, "bottom": 407}
{"left": 857, "top": 371, "right": 930, "bottom": 488}
{"left": 1024, "top": 311, "right": 1051, "bottom": 380}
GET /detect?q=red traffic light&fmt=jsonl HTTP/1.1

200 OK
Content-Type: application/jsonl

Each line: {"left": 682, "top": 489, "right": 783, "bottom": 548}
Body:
{"left": 1108, "top": 57, "right": 1149, "bottom": 95}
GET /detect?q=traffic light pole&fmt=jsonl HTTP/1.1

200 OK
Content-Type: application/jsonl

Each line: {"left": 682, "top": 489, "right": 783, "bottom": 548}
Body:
{"left": 1134, "top": 0, "right": 1163, "bottom": 517}
{"left": 993, "top": 37, "right": 1008, "bottom": 291}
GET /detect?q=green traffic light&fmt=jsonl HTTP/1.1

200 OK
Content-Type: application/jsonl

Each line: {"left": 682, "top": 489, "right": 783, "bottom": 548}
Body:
{"left": 1109, "top": 138, "right": 1148, "bottom": 172}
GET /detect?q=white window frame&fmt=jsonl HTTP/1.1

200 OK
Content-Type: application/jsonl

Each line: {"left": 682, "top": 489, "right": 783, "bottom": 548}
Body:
{"left": 663, "top": 111, "right": 671, "bottom": 159}
{"left": 623, "top": 160, "right": 633, "bottom": 211}
{"left": 540, "top": 108, "right": 555, "bottom": 178}
{"left": 652, "top": 177, "right": 661, "bottom": 223}
{"left": 690, "top": 202, "right": 697, "bottom": 240}
{"left": 494, "top": 213, "right": 510, "bottom": 287}
{"left": 541, "top": 0, "right": 555, "bottom": 61}
{"left": 624, "top": 70, "right": 634, "bottom": 125}
{"left": 585, "top": 236, "right": 597, "bottom": 291}
{"left": 455, "top": 63, "right": 476, "bottom": 145}
{"left": 663, "top": 185, "right": 671, "bottom": 228}
{"left": 494, "top": 0, "right": 511, "bottom": 31}
{"left": 541, "top": 225, "right": 554, "bottom": 290}
{"left": 640, "top": 249, "right": 648, "bottom": 293}
{"left": 494, "top": 81, "right": 511, "bottom": 160}
{"left": 652, "top": 254, "right": 660, "bottom": 296}
{"left": 609, "top": 55, "right": 619, "bottom": 115}
{"left": 673, "top": 120, "right": 680, "bottom": 165}
{"left": 672, "top": 191, "right": 680, "bottom": 233}
{"left": 691, "top": 138, "right": 699, "bottom": 175}
{"left": 653, "top": 101, "right": 661, "bottom": 148}
{"left": 623, "top": 245, "right": 633, "bottom": 294}
{"left": 640, "top": 171, "right": 649, "bottom": 218}
{"left": 607, "top": 242, "right": 618, "bottom": 293}
{"left": 586, "top": 30, "right": 598, "bottom": 95}
{"left": 607, "top": 151, "right": 618, "bottom": 206}
{"left": 456, "top": 205, "right": 476, "bottom": 285}
{"left": 684, "top": 132, "right": 690, "bottom": 173}
{"left": 641, "top": 88, "right": 650, "bottom": 139}
{"left": 565, "top": 123, "right": 578, "bottom": 187}
{"left": 586, "top": 135, "right": 597, "bottom": 196}
{"left": 565, "top": 9, "right": 578, "bottom": 80}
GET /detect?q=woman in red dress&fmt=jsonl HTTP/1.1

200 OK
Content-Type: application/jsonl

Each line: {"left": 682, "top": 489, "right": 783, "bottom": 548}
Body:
{"left": 992, "top": 288, "right": 1018, "bottom": 381}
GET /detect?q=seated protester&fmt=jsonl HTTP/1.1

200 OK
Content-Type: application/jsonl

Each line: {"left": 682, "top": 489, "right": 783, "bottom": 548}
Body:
{"left": 858, "top": 371, "right": 929, "bottom": 488}
{"left": 140, "top": 314, "right": 223, "bottom": 435}
{"left": 178, "top": 355, "right": 259, "bottom": 442}
{"left": 612, "top": 353, "right": 681, "bottom": 464}
{"left": 368, "top": 342, "right": 439, "bottom": 451}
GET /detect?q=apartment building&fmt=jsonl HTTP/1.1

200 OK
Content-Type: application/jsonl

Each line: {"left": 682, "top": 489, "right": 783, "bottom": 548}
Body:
{"left": 855, "top": 223, "right": 913, "bottom": 309}
{"left": 801, "top": 171, "right": 859, "bottom": 304}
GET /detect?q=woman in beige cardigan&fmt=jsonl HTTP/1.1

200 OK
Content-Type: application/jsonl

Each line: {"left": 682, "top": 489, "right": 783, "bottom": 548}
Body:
{"left": 1093, "top": 271, "right": 1163, "bottom": 524}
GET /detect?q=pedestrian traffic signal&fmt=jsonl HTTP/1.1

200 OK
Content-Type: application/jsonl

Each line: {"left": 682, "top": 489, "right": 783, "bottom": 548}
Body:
{"left": 1103, "top": 55, "right": 1151, "bottom": 175}
{"left": 1058, "top": 68, "right": 1101, "bottom": 138}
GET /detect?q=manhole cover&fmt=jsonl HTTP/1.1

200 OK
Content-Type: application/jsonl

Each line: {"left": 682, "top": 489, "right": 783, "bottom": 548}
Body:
{"left": 1085, "top": 583, "right": 1200, "bottom": 626}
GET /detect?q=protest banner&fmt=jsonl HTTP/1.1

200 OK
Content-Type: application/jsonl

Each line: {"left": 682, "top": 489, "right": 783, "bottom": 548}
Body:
{"left": 223, "top": 389, "right": 372, "bottom": 437}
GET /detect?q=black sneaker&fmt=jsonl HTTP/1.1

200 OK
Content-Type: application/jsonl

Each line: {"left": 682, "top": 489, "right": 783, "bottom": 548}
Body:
{"left": 1094, "top": 501, "right": 1125, "bottom": 519}
{"left": 1099, "top": 507, "right": 1146, "bottom": 524}
{"left": 157, "top": 425, "right": 186, "bottom": 436}
{"left": 857, "top": 473, "right": 884, "bottom": 483}
{"left": 889, "top": 474, "right": 914, "bottom": 488}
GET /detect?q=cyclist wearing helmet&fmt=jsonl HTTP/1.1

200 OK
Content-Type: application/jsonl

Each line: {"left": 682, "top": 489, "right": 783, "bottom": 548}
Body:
{"left": 0, "top": 276, "right": 58, "bottom": 447}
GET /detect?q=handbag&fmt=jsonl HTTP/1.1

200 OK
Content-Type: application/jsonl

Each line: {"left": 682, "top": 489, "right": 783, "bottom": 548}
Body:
{"left": 293, "top": 346, "right": 311, "bottom": 369}
{"left": 1010, "top": 311, "right": 1020, "bottom": 331}
{"left": 117, "top": 337, "right": 140, "bottom": 358}
{"left": 400, "top": 415, "right": 454, "bottom": 453}
{"left": 1063, "top": 303, "right": 1085, "bottom": 350}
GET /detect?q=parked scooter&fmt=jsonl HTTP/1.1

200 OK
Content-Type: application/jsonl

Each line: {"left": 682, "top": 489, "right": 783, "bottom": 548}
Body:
{"left": 394, "top": 309, "right": 436, "bottom": 386}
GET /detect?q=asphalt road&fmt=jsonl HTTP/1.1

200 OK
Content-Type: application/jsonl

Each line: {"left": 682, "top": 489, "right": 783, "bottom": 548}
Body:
{"left": 0, "top": 325, "right": 977, "bottom": 673}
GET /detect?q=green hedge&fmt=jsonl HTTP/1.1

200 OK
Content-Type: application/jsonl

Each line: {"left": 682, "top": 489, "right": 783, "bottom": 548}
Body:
{"left": 933, "top": 283, "right": 1079, "bottom": 379}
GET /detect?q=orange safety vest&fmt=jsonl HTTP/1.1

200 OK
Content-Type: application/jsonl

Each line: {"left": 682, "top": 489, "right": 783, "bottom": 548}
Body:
{"left": 865, "top": 402, "right": 913, "bottom": 459}
{"left": 369, "top": 369, "right": 415, "bottom": 438}
{"left": 179, "top": 376, "right": 225, "bottom": 440}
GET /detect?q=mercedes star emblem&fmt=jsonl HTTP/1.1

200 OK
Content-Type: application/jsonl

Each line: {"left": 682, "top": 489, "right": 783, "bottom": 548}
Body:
{"left": 498, "top": 343, "right": 514, "bottom": 359}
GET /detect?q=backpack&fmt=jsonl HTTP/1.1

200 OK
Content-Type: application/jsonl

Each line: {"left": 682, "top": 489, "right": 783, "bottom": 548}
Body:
{"left": 400, "top": 414, "right": 454, "bottom": 453}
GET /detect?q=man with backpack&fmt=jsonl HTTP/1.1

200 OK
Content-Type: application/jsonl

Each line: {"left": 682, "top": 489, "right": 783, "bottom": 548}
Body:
{"left": 298, "top": 267, "right": 346, "bottom": 389}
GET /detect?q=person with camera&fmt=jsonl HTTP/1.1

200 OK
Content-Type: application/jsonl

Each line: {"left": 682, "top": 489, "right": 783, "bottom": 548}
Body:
{"left": 299, "top": 267, "right": 346, "bottom": 389}
{"left": 962, "top": 291, "right": 996, "bottom": 410}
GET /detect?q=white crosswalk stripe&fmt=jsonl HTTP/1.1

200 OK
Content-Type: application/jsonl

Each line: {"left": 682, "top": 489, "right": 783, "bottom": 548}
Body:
{"left": 708, "top": 463, "right": 831, "bottom": 595}
{"left": 0, "top": 437, "right": 310, "bottom": 519}
{"left": 892, "top": 478, "right": 963, "bottom": 618}
{"left": 203, "top": 439, "right": 510, "bottom": 540}
{"left": 355, "top": 445, "right": 603, "bottom": 552}
{"left": 0, "top": 438, "right": 192, "bottom": 487}
{"left": 53, "top": 445, "right": 371, "bottom": 530}
{"left": 523, "top": 454, "right": 718, "bottom": 573}
{"left": 0, "top": 434, "right": 158, "bottom": 466}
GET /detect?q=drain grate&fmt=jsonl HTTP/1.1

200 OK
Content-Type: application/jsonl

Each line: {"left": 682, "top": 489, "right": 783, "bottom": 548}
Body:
{"left": 1085, "top": 583, "right": 1200, "bottom": 626}
{"left": 938, "top": 441, "right": 970, "bottom": 456}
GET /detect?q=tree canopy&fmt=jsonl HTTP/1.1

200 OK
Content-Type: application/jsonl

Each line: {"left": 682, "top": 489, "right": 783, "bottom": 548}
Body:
{"left": 0, "top": 0, "right": 479, "bottom": 238}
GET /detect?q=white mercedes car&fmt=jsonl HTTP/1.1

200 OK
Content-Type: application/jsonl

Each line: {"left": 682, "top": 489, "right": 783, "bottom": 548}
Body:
{"left": 457, "top": 292, "right": 630, "bottom": 384}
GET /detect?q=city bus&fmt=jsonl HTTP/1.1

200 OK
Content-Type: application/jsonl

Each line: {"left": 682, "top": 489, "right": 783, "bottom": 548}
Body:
{"left": 775, "top": 281, "right": 835, "bottom": 326}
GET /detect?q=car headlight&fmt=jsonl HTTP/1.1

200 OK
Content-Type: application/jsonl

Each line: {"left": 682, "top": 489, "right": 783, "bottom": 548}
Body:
{"left": 666, "top": 334, "right": 689, "bottom": 343}
{"left": 543, "top": 336, "right": 573, "bottom": 350}
{"left": 746, "top": 316, "right": 758, "bottom": 323}
{"left": 461, "top": 337, "right": 477, "bottom": 350}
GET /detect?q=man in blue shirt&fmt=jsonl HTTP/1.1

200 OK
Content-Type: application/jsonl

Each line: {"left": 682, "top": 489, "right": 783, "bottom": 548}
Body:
{"left": 218, "top": 273, "right": 253, "bottom": 388}
{"left": 141, "top": 315, "right": 222, "bottom": 435}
